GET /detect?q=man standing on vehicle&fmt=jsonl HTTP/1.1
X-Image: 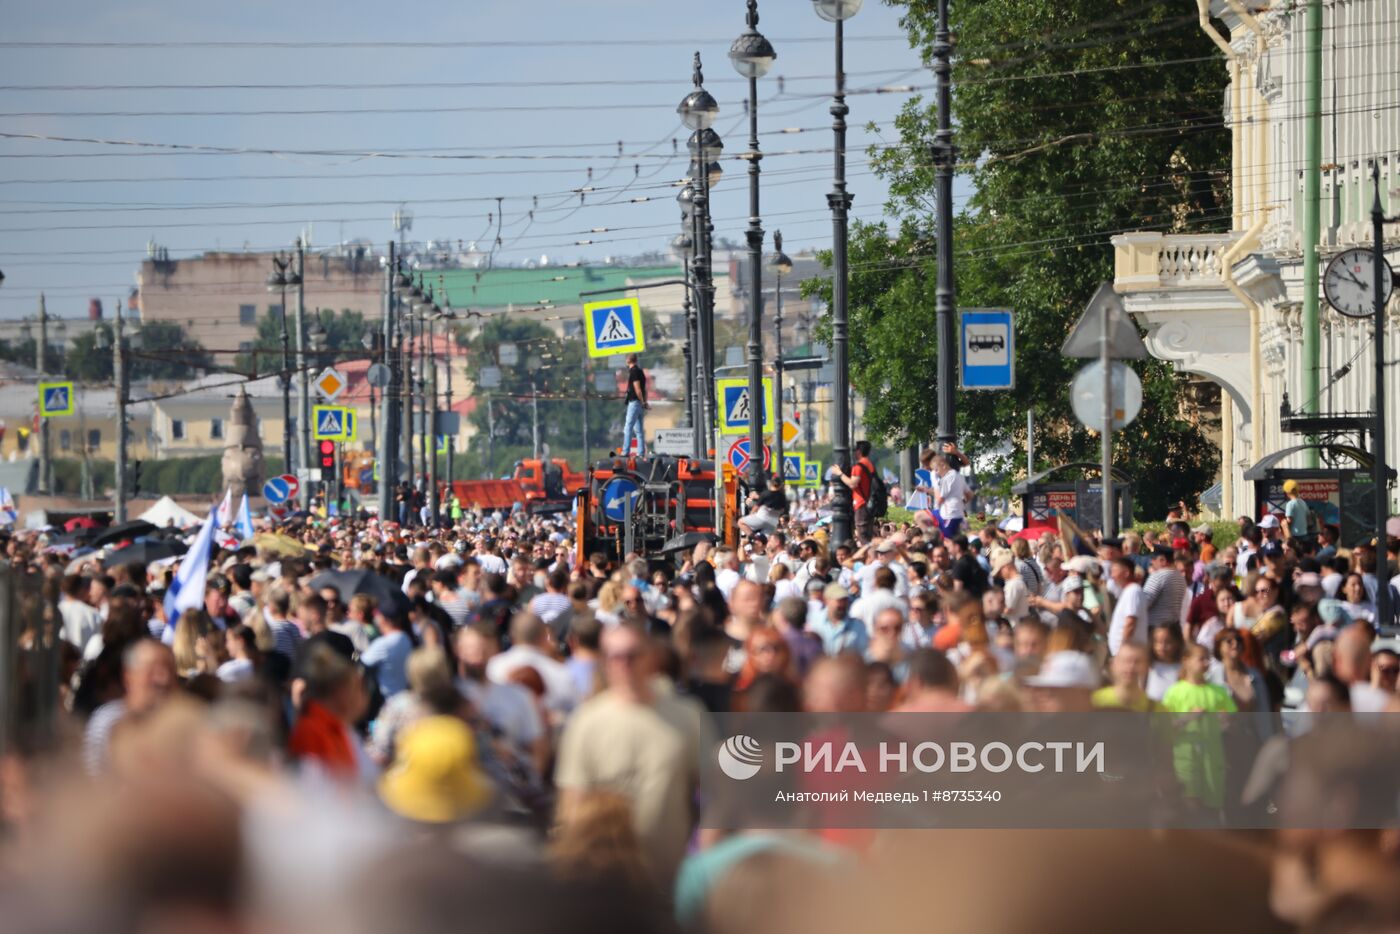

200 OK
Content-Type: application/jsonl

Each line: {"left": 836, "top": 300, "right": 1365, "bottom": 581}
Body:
{"left": 620, "top": 352, "right": 649, "bottom": 457}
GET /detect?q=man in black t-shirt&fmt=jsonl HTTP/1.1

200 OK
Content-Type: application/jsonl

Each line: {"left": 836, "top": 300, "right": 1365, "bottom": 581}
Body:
{"left": 620, "top": 352, "right": 648, "bottom": 457}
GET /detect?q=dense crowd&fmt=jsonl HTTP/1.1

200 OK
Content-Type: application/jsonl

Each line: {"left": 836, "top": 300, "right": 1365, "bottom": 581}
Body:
{"left": 3, "top": 448, "right": 1400, "bottom": 933}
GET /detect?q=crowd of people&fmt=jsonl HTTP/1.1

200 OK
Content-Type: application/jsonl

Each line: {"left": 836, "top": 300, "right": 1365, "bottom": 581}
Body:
{"left": 3, "top": 451, "right": 1400, "bottom": 933}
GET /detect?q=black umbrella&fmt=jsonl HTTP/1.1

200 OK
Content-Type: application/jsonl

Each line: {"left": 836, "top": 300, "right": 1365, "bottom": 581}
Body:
{"left": 102, "top": 537, "right": 188, "bottom": 568}
{"left": 92, "top": 519, "right": 157, "bottom": 549}
{"left": 306, "top": 568, "right": 407, "bottom": 618}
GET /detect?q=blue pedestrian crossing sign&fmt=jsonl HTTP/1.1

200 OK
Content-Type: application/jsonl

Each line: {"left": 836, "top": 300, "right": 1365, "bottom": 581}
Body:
{"left": 37, "top": 381, "right": 74, "bottom": 417}
{"left": 312, "top": 405, "right": 347, "bottom": 440}
{"left": 782, "top": 453, "right": 806, "bottom": 483}
{"left": 583, "top": 297, "right": 645, "bottom": 358}
{"left": 716, "top": 377, "right": 774, "bottom": 435}
{"left": 600, "top": 476, "right": 640, "bottom": 523}
{"left": 803, "top": 460, "right": 823, "bottom": 488}
{"left": 341, "top": 409, "right": 358, "bottom": 443}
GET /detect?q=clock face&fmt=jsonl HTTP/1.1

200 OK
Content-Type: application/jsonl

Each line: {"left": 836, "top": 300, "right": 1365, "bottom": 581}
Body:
{"left": 1324, "top": 248, "right": 1394, "bottom": 319}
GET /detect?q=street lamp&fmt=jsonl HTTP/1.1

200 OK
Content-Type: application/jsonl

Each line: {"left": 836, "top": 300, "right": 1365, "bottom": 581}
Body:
{"left": 770, "top": 231, "right": 793, "bottom": 477}
{"left": 678, "top": 54, "right": 722, "bottom": 457}
{"left": 813, "top": 0, "right": 860, "bottom": 543}
{"left": 266, "top": 257, "right": 293, "bottom": 476}
{"left": 731, "top": 0, "right": 776, "bottom": 491}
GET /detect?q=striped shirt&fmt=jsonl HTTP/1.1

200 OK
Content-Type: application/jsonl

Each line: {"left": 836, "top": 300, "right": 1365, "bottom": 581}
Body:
{"left": 268, "top": 618, "right": 303, "bottom": 659}
{"left": 528, "top": 592, "right": 571, "bottom": 625}
{"left": 1142, "top": 569, "right": 1188, "bottom": 629}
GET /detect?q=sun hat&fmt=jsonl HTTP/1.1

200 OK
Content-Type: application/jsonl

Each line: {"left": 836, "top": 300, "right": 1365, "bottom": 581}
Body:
{"left": 378, "top": 715, "right": 492, "bottom": 824}
{"left": 1023, "top": 651, "right": 1100, "bottom": 689}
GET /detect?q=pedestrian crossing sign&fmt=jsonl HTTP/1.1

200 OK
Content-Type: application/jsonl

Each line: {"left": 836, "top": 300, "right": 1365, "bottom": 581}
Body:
{"left": 37, "top": 381, "right": 74, "bottom": 417}
{"left": 803, "top": 460, "right": 823, "bottom": 488}
{"left": 341, "top": 409, "right": 358, "bottom": 443}
{"left": 716, "top": 377, "right": 774, "bottom": 435}
{"left": 312, "top": 405, "right": 348, "bottom": 440}
{"left": 782, "top": 453, "right": 805, "bottom": 483}
{"left": 583, "top": 297, "right": 646, "bottom": 358}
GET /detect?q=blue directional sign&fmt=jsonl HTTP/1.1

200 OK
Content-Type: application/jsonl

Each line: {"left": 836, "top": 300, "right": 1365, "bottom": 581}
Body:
{"left": 915, "top": 468, "right": 934, "bottom": 488}
{"left": 584, "top": 297, "right": 646, "bottom": 358}
{"left": 601, "top": 477, "right": 640, "bottom": 523}
{"left": 960, "top": 308, "right": 1015, "bottom": 390}
{"left": 37, "top": 381, "right": 74, "bottom": 417}
{"left": 312, "top": 405, "right": 347, "bottom": 440}
{"left": 782, "top": 453, "right": 805, "bottom": 483}
{"left": 262, "top": 477, "right": 290, "bottom": 504}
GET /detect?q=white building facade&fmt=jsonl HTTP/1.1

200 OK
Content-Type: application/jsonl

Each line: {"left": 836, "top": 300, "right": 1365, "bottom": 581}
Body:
{"left": 1113, "top": 0, "right": 1399, "bottom": 519}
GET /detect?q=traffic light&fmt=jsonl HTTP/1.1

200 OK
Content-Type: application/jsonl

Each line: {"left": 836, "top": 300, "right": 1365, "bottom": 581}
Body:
{"left": 319, "top": 440, "right": 336, "bottom": 471}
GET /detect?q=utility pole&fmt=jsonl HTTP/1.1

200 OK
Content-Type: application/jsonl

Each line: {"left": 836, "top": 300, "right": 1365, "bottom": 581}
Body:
{"left": 932, "top": 0, "right": 958, "bottom": 451}
{"left": 443, "top": 318, "right": 455, "bottom": 486}
{"left": 377, "top": 242, "right": 398, "bottom": 521}
{"left": 401, "top": 292, "right": 415, "bottom": 499}
{"left": 113, "top": 297, "right": 128, "bottom": 523}
{"left": 531, "top": 374, "right": 540, "bottom": 460}
{"left": 582, "top": 357, "right": 591, "bottom": 465}
{"left": 486, "top": 397, "right": 496, "bottom": 479}
{"left": 771, "top": 231, "right": 791, "bottom": 479}
{"left": 293, "top": 239, "right": 312, "bottom": 508}
{"left": 36, "top": 293, "right": 52, "bottom": 495}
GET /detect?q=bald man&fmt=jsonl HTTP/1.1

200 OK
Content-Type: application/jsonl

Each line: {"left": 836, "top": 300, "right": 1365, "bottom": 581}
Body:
{"left": 83, "top": 639, "right": 177, "bottom": 776}
{"left": 1333, "top": 624, "right": 1390, "bottom": 712}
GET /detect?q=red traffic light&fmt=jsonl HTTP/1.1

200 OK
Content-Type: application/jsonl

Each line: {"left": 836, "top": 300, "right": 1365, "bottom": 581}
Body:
{"left": 319, "top": 440, "right": 335, "bottom": 455}
{"left": 319, "top": 439, "right": 336, "bottom": 469}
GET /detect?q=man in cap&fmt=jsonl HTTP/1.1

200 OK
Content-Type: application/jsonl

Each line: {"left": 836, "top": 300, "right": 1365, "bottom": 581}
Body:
{"left": 809, "top": 583, "right": 869, "bottom": 656}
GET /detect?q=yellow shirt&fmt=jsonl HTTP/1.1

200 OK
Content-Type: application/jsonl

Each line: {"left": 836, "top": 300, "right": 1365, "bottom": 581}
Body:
{"left": 1091, "top": 686, "right": 1161, "bottom": 712}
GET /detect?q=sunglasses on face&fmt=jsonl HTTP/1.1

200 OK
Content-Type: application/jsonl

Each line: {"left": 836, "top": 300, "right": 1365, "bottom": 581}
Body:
{"left": 606, "top": 649, "right": 642, "bottom": 663}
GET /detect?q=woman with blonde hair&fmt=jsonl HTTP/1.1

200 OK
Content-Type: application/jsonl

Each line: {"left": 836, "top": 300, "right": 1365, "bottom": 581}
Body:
{"left": 593, "top": 579, "right": 623, "bottom": 626}
{"left": 551, "top": 789, "right": 651, "bottom": 893}
{"left": 171, "top": 608, "right": 215, "bottom": 678}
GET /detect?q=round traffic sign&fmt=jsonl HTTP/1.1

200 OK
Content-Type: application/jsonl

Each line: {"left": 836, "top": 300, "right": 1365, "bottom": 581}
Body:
{"left": 601, "top": 477, "right": 640, "bottom": 523}
{"left": 914, "top": 468, "right": 934, "bottom": 489}
{"left": 262, "top": 477, "right": 289, "bottom": 504}
{"left": 1070, "top": 360, "right": 1143, "bottom": 432}
{"left": 279, "top": 473, "right": 300, "bottom": 498}
{"left": 726, "top": 436, "right": 772, "bottom": 472}
{"left": 366, "top": 363, "right": 392, "bottom": 388}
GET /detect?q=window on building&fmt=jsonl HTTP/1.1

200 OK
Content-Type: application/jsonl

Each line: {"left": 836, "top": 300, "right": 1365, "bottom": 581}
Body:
{"left": 87, "top": 429, "right": 101, "bottom": 450}
{"left": 171, "top": 419, "right": 185, "bottom": 441}
{"left": 239, "top": 304, "right": 256, "bottom": 326}
{"left": 268, "top": 303, "right": 284, "bottom": 319}
{"left": 210, "top": 418, "right": 224, "bottom": 440}
{"left": 59, "top": 430, "right": 71, "bottom": 451}
{"left": 239, "top": 341, "right": 253, "bottom": 353}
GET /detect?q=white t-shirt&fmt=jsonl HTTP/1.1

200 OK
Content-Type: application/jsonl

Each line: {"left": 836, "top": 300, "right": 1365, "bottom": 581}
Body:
{"left": 459, "top": 678, "right": 543, "bottom": 754}
{"left": 1108, "top": 582, "right": 1146, "bottom": 655}
{"left": 936, "top": 471, "right": 970, "bottom": 520}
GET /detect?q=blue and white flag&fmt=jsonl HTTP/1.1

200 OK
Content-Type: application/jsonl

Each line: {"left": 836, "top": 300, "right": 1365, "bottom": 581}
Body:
{"left": 0, "top": 487, "right": 16, "bottom": 527}
{"left": 216, "top": 488, "right": 233, "bottom": 527}
{"left": 235, "top": 492, "right": 255, "bottom": 540}
{"left": 163, "top": 505, "right": 218, "bottom": 636}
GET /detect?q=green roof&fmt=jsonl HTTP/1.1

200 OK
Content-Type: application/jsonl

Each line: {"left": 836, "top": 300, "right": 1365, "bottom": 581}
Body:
{"left": 435, "top": 265, "right": 682, "bottom": 311}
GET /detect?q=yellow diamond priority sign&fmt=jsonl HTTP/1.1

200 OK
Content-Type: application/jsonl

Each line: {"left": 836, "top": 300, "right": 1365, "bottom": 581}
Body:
{"left": 314, "top": 367, "right": 346, "bottom": 402}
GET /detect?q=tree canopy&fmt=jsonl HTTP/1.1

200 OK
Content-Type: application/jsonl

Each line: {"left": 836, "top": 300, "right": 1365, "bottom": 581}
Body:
{"left": 805, "top": 0, "right": 1229, "bottom": 518}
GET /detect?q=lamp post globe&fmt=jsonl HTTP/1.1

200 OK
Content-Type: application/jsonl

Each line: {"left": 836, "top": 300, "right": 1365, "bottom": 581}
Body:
{"left": 677, "top": 53, "right": 719, "bottom": 130}
{"left": 686, "top": 128, "right": 725, "bottom": 156}
{"left": 730, "top": 4, "right": 776, "bottom": 78}
{"left": 813, "top": 0, "right": 862, "bottom": 22}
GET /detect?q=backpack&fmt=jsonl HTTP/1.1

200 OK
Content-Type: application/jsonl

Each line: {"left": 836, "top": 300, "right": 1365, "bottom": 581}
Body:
{"left": 866, "top": 461, "right": 889, "bottom": 519}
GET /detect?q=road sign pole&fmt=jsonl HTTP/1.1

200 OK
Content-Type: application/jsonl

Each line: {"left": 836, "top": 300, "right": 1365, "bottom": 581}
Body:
{"left": 932, "top": 0, "right": 958, "bottom": 452}
{"left": 1101, "top": 300, "right": 1115, "bottom": 538}
{"left": 294, "top": 239, "right": 312, "bottom": 510}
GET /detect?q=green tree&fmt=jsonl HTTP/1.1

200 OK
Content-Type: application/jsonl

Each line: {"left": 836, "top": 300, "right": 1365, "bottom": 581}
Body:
{"left": 805, "top": 0, "right": 1227, "bottom": 518}
{"left": 129, "top": 321, "right": 213, "bottom": 380}
{"left": 236, "top": 308, "right": 367, "bottom": 376}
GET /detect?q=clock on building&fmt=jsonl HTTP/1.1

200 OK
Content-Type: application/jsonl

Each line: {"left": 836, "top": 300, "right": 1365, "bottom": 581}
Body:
{"left": 1323, "top": 247, "right": 1394, "bottom": 319}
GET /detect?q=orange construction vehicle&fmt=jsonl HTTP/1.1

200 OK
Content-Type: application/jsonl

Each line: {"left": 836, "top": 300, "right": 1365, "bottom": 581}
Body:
{"left": 442, "top": 457, "right": 585, "bottom": 516}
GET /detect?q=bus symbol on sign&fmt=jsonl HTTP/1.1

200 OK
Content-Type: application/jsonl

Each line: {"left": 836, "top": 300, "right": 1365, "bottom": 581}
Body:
{"left": 968, "top": 333, "right": 1005, "bottom": 353}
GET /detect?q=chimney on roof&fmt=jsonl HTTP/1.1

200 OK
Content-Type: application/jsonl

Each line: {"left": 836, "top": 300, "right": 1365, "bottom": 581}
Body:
{"left": 88, "top": 299, "right": 103, "bottom": 320}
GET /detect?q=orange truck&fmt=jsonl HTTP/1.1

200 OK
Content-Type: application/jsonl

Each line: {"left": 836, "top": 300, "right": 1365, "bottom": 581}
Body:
{"left": 443, "top": 458, "right": 585, "bottom": 515}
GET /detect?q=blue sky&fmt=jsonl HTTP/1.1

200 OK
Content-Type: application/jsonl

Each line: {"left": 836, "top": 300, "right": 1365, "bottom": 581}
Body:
{"left": 0, "top": 0, "right": 931, "bottom": 321}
